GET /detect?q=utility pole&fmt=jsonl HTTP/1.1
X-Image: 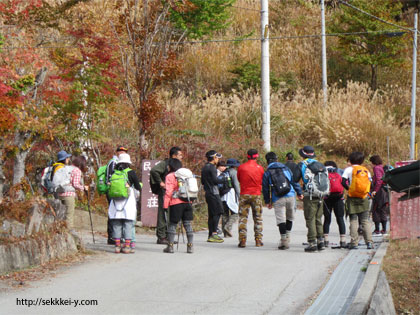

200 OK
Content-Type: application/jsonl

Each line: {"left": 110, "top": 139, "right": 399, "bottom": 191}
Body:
{"left": 321, "top": 0, "right": 328, "bottom": 106}
{"left": 261, "top": 0, "right": 270, "bottom": 152}
{"left": 410, "top": 11, "right": 418, "bottom": 160}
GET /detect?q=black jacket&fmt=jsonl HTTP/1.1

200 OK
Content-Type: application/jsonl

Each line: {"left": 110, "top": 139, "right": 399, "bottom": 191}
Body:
{"left": 201, "top": 162, "right": 225, "bottom": 195}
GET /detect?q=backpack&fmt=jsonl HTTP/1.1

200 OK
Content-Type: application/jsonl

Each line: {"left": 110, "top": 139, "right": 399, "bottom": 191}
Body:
{"left": 41, "top": 166, "right": 54, "bottom": 194}
{"left": 52, "top": 165, "right": 76, "bottom": 194}
{"left": 268, "top": 167, "right": 291, "bottom": 197}
{"left": 96, "top": 165, "right": 109, "bottom": 195}
{"left": 328, "top": 171, "right": 344, "bottom": 195}
{"left": 218, "top": 171, "right": 232, "bottom": 196}
{"left": 108, "top": 168, "right": 131, "bottom": 199}
{"left": 173, "top": 168, "right": 199, "bottom": 202}
{"left": 303, "top": 161, "right": 330, "bottom": 198}
{"left": 348, "top": 165, "right": 371, "bottom": 198}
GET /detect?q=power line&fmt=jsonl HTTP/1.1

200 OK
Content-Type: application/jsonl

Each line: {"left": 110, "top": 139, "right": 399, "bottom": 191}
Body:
{"left": 338, "top": 0, "right": 414, "bottom": 32}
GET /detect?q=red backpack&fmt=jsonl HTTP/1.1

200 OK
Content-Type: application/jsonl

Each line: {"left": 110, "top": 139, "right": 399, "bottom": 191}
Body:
{"left": 328, "top": 172, "right": 344, "bottom": 195}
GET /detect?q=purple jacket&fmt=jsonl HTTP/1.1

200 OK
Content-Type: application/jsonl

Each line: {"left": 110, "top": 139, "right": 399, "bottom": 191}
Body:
{"left": 372, "top": 165, "right": 384, "bottom": 192}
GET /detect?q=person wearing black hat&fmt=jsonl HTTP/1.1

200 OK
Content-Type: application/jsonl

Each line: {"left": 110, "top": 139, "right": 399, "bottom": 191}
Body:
{"left": 219, "top": 158, "right": 241, "bottom": 237}
{"left": 150, "top": 146, "right": 183, "bottom": 245}
{"left": 296, "top": 146, "right": 327, "bottom": 252}
{"left": 201, "top": 150, "right": 226, "bottom": 243}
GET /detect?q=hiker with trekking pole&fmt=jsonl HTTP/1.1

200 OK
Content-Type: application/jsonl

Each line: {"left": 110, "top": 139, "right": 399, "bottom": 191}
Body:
{"left": 162, "top": 158, "right": 196, "bottom": 254}
{"left": 53, "top": 153, "right": 89, "bottom": 239}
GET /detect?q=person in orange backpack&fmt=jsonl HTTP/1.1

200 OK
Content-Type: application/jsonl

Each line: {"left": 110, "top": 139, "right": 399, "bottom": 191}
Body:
{"left": 341, "top": 152, "right": 373, "bottom": 250}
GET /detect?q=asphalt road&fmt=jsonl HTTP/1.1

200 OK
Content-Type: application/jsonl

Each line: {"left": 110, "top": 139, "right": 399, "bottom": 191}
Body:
{"left": 0, "top": 206, "right": 348, "bottom": 315}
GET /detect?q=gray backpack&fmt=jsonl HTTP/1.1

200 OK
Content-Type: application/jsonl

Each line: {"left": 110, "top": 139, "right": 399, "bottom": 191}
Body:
{"left": 303, "top": 161, "right": 330, "bottom": 199}
{"left": 52, "top": 165, "right": 76, "bottom": 194}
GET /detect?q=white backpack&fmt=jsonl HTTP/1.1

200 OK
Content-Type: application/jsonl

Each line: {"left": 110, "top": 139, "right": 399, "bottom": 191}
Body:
{"left": 173, "top": 168, "right": 199, "bottom": 202}
{"left": 52, "top": 165, "right": 76, "bottom": 194}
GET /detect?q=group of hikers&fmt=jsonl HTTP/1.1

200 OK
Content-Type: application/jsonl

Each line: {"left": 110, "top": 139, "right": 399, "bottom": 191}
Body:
{"left": 43, "top": 144, "right": 390, "bottom": 255}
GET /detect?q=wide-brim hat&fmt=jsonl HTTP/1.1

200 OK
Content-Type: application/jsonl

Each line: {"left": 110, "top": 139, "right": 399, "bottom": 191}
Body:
{"left": 226, "top": 158, "right": 240, "bottom": 167}
{"left": 57, "top": 150, "right": 72, "bottom": 161}
{"left": 299, "top": 146, "right": 316, "bottom": 159}
{"left": 117, "top": 153, "right": 132, "bottom": 164}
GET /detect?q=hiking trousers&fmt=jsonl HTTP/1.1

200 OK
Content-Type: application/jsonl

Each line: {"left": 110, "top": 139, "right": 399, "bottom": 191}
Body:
{"left": 303, "top": 196, "right": 323, "bottom": 242}
{"left": 349, "top": 211, "right": 373, "bottom": 246}
{"left": 156, "top": 190, "right": 167, "bottom": 240}
{"left": 59, "top": 196, "right": 75, "bottom": 230}
{"left": 222, "top": 201, "right": 238, "bottom": 234}
{"left": 238, "top": 195, "right": 263, "bottom": 241}
{"left": 273, "top": 196, "right": 295, "bottom": 225}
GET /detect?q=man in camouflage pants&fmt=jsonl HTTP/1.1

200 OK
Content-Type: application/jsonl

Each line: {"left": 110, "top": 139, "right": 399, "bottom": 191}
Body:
{"left": 237, "top": 149, "right": 265, "bottom": 247}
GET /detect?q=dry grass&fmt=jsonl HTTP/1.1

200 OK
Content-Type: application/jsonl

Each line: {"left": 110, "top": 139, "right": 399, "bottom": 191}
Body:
{"left": 159, "top": 81, "right": 412, "bottom": 161}
{"left": 383, "top": 239, "right": 420, "bottom": 315}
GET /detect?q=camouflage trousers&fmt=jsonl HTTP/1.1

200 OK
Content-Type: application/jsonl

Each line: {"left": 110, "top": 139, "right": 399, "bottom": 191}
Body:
{"left": 238, "top": 195, "right": 263, "bottom": 241}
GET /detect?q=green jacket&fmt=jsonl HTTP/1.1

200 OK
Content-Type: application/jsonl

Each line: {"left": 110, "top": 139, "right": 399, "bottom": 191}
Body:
{"left": 150, "top": 159, "right": 169, "bottom": 192}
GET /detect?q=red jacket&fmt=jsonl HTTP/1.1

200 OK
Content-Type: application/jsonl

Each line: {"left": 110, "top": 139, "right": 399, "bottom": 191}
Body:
{"left": 237, "top": 160, "right": 264, "bottom": 195}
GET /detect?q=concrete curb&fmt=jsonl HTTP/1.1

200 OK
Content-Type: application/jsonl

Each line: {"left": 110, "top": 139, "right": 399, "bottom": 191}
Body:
{"left": 346, "top": 242, "right": 396, "bottom": 315}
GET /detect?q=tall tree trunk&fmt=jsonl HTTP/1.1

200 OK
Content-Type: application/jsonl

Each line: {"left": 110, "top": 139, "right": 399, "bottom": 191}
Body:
{"left": 13, "top": 131, "right": 35, "bottom": 200}
{"left": 0, "top": 147, "right": 5, "bottom": 203}
{"left": 371, "top": 64, "right": 377, "bottom": 91}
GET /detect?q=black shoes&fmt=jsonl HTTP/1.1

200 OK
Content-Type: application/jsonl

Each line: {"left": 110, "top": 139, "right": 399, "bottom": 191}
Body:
{"left": 157, "top": 238, "right": 169, "bottom": 245}
{"left": 304, "top": 242, "right": 317, "bottom": 252}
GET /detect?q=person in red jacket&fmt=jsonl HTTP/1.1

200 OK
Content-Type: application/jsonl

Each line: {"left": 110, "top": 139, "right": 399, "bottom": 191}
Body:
{"left": 237, "top": 149, "right": 265, "bottom": 248}
{"left": 163, "top": 158, "right": 194, "bottom": 254}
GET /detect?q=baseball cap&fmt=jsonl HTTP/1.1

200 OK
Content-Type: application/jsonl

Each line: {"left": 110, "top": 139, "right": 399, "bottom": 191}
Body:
{"left": 116, "top": 146, "right": 128, "bottom": 152}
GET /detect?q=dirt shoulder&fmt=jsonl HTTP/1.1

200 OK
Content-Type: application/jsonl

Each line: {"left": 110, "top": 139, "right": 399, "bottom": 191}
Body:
{"left": 382, "top": 239, "right": 420, "bottom": 314}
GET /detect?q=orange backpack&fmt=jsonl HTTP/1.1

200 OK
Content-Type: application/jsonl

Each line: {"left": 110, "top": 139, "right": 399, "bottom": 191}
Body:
{"left": 348, "top": 165, "right": 371, "bottom": 198}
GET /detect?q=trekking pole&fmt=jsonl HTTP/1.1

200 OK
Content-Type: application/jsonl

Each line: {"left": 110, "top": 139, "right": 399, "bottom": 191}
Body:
{"left": 85, "top": 189, "right": 95, "bottom": 244}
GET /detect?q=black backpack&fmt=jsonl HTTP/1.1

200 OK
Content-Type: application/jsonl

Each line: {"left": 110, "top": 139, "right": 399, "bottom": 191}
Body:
{"left": 218, "top": 171, "right": 231, "bottom": 196}
{"left": 268, "top": 168, "right": 291, "bottom": 197}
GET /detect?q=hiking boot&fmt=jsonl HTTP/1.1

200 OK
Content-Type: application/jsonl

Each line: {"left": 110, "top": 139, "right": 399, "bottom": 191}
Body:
{"left": 207, "top": 235, "right": 224, "bottom": 243}
{"left": 157, "top": 238, "right": 169, "bottom": 245}
{"left": 122, "top": 246, "right": 131, "bottom": 254}
{"left": 367, "top": 242, "right": 374, "bottom": 250}
{"left": 187, "top": 243, "right": 193, "bottom": 254}
{"left": 115, "top": 246, "right": 121, "bottom": 254}
{"left": 348, "top": 243, "right": 358, "bottom": 250}
{"left": 223, "top": 229, "right": 233, "bottom": 238}
{"left": 317, "top": 241, "right": 325, "bottom": 251}
{"left": 340, "top": 241, "right": 347, "bottom": 248}
{"left": 255, "top": 239, "right": 264, "bottom": 247}
{"left": 163, "top": 243, "right": 174, "bottom": 253}
{"left": 304, "top": 242, "right": 317, "bottom": 252}
{"left": 238, "top": 239, "right": 246, "bottom": 248}
{"left": 278, "top": 239, "right": 289, "bottom": 250}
